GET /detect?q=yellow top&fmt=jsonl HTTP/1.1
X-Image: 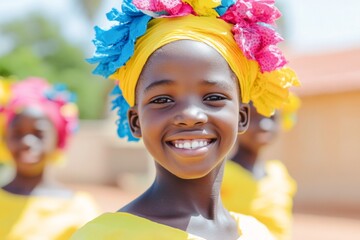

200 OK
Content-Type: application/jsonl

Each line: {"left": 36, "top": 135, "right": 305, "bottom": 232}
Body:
{"left": 221, "top": 160, "right": 296, "bottom": 240}
{"left": 0, "top": 189, "right": 99, "bottom": 240}
{"left": 71, "top": 211, "right": 274, "bottom": 240}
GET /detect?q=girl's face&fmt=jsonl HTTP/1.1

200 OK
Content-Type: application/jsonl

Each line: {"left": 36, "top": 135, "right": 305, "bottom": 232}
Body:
{"left": 130, "top": 40, "right": 249, "bottom": 179}
{"left": 239, "top": 105, "right": 279, "bottom": 151}
{"left": 5, "top": 107, "right": 57, "bottom": 177}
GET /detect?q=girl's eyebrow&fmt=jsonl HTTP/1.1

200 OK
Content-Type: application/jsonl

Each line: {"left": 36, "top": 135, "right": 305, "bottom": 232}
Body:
{"left": 201, "top": 79, "right": 234, "bottom": 92}
{"left": 144, "top": 79, "right": 234, "bottom": 93}
{"left": 144, "top": 79, "right": 175, "bottom": 93}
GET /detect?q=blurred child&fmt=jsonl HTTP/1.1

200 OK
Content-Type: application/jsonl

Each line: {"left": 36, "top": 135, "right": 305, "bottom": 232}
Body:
{"left": 71, "top": 0, "right": 299, "bottom": 239}
{"left": 0, "top": 77, "right": 99, "bottom": 239}
{"left": 221, "top": 94, "right": 301, "bottom": 240}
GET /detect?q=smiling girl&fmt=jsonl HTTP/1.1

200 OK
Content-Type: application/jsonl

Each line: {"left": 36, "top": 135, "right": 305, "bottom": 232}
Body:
{"left": 72, "top": 0, "right": 299, "bottom": 239}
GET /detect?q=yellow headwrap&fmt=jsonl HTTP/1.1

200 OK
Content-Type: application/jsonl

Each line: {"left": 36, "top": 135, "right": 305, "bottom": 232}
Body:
{"left": 111, "top": 15, "right": 299, "bottom": 116}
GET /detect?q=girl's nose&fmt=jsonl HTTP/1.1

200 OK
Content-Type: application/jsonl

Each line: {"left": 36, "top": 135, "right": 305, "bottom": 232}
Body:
{"left": 21, "top": 134, "right": 42, "bottom": 155}
{"left": 173, "top": 103, "right": 208, "bottom": 127}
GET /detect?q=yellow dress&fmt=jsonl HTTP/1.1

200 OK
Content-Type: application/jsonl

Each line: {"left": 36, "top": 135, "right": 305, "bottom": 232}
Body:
{"left": 221, "top": 160, "right": 296, "bottom": 240}
{"left": 71, "top": 211, "right": 274, "bottom": 239}
{"left": 0, "top": 189, "right": 99, "bottom": 240}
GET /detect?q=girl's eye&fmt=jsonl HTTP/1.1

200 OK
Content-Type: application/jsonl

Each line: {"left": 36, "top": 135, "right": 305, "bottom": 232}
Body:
{"left": 150, "top": 96, "right": 173, "bottom": 104}
{"left": 35, "top": 132, "right": 45, "bottom": 140}
{"left": 203, "top": 94, "right": 227, "bottom": 101}
{"left": 11, "top": 132, "right": 23, "bottom": 140}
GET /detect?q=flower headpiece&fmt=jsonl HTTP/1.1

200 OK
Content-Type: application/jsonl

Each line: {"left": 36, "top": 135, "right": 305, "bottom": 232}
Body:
{"left": 88, "top": 0, "right": 300, "bottom": 141}
{"left": 0, "top": 77, "right": 78, "bottom": 149}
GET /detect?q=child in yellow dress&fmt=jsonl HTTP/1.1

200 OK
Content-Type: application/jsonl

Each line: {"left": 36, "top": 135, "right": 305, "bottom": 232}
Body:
{"left": 221, "top": 94, "right": 301, "bottom": 240}
{"left": 0, "top": 77, "right": 99, "bottom": 240}
{"left": 72, "top": 0, "right": 299, "bottom": 239}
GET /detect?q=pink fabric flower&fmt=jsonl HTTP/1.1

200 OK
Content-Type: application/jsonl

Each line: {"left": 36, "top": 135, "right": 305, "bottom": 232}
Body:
{"left": 221, "top": 0, "right": 280, "bottom": 24}
{"left": 133, "top": 0, "right": 193, "bottom": 17}
{"left": 221, "top": 0, "right": 285, "bottom": 72}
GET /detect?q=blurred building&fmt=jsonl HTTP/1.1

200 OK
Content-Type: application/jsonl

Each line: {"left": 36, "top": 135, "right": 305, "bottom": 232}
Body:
{"left": 264, "top": 48, "right": 360, "bottom": 213}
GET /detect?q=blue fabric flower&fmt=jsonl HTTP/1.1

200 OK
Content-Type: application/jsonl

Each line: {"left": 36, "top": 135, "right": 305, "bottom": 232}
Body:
{"left": 87, "top": 0, "right": 151, "bottom": 78}
{"left": 45, "top": 83, "right": 77, "bottom": 104}
{"left": 111, "top": 85, "right": 139, "bottom": 142}
{"left": 215, "top": 0, "right": 236, "bottom": 16}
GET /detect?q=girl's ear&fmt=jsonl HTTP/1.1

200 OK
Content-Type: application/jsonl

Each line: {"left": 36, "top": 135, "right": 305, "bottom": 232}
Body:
{"left": 128, "top": 107, "right": 142, "bottom": 138}
{"left": 238, "top": 103, "right": 250, "bottom": 134}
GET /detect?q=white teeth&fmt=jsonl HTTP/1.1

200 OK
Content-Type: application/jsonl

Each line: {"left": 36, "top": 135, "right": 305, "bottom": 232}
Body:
{"left": 184, "top": 142, "right": 191, "bottom": 149}
{"left": 191, "top": 141, "right": 199, "bottom": 149}
{"left": 172, "top": 139, "right": 211, "bottom": 150}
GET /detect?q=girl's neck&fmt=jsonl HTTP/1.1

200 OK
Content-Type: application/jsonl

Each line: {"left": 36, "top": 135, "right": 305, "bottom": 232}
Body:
{"left": 154, "top": 161, "right": 226, "bottom": 219}
{"left": 231, "top": 145, "right": 266, "bottom": 179}
{"left": 2, "top": 173, "right": 44, "bottom": 196}
{"left": 232, "top": 145, "right": 259, "bottom": 172}
{"left": 123, "top": 160, "right": 228, "bottom": 220}
{"left": 2, "top": 172, "right": 73, "bottom": 198}
{"left": 121, "top": 160, "right": 239, "bottom": 240}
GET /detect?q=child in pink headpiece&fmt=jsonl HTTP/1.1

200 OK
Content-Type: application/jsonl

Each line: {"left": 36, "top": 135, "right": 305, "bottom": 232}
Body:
{"left": 1, "top": 77, "right": 78, "bottom": 150}
{"left": 0, "top": 77, "right": 98, "bottom": 240}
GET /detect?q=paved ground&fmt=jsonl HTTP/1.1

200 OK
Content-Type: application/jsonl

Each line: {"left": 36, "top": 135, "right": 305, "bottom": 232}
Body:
{"left": 293, "top": 213, "right": 360, "bottom": 240}
{"left": 68, "top": 183, "right": 360, "bottom": 240}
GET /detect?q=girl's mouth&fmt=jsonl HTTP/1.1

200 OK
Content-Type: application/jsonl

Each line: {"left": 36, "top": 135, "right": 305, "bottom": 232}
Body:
{"left": 164, "top": 131, "right": 217, "bottom": 158}
{"left": 169, "top": 139, "right": 215, "bottom": 150}
{"left": 18, "top": 152, "right": 41, "bottom": 164}
{"left": 170, "top": 139, "right": 213, "bottom": 150}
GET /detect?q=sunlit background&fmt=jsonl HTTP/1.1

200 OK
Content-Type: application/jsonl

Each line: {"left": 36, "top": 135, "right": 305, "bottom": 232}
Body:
{"left": 1, "top": 0, "right": 360, "bottom": 239}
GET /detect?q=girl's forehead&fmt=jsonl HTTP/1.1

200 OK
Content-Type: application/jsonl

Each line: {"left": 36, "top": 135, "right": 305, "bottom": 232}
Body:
{"left": 10, "top": 108, "right": 52, "bottom": 130}
{"left": 139, "top": 40, "right": 236, "bottom": 85}
{"left": 148, "top": 40, "right": 230, "bottom": 66}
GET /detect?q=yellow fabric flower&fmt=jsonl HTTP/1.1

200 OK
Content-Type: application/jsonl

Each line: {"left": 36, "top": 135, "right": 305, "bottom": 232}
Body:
{"left": 183, "top": 0, "right": 221, "bottom": 17}
{"left": 0, "top": 78, "right": 12, "bottom": 106}
{"left": 251, "top": 67, "right": 300, "bottom": 117}
{"left": 0, "top": 78, "right": 13, "bottom": 164}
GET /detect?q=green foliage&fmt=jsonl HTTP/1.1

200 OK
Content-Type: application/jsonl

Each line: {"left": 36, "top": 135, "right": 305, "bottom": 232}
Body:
{"left": 78, "top": 0, "right": 102, "bottom": 22}
{"left": 0, "top": 15, "right": 111, "bottom": 119}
